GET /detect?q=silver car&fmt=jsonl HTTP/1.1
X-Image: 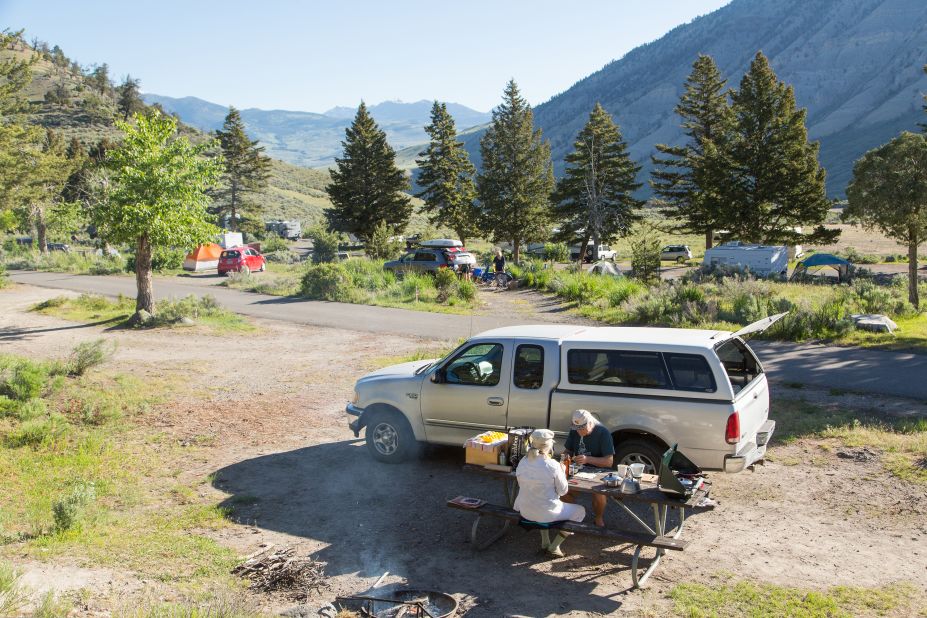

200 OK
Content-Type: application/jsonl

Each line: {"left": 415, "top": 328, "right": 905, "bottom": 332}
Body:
{"left": 661, "top": 245, "right": 692, "bottom": 263}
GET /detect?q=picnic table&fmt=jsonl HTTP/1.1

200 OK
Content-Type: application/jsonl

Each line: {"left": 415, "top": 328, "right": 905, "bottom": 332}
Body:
{"left": 449, "top": 464, "right": 715, "bottom": 587}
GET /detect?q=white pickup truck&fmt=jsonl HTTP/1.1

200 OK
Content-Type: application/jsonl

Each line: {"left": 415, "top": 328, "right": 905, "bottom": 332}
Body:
{"left": 347, "top": 321, "right": 780, "bottom": 473}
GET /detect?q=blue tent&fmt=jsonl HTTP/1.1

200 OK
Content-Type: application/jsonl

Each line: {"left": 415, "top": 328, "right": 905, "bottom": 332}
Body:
{"left": 798, "top": 253, "right": 851, "bottom": 268}
{"left": 792, "top": 253, "right": 853, "bottom": 282}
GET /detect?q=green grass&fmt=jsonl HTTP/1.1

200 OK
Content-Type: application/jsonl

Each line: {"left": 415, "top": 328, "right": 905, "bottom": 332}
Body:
{"left": 31, "top": 293, "right": 255, "bottom": 334}
{"left": 669, "top": 577, "right": 923, "bottom": 618}
{"left": 0, "top": 349, "right": 241, "bottom": 592}
{"left": 772, "top": 399, "right": 927, "bottom": 482}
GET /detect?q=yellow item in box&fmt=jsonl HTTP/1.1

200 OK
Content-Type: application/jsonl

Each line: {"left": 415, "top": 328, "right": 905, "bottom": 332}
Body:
{"left": 464, "top": 431, "right": 508, "bottom": 466}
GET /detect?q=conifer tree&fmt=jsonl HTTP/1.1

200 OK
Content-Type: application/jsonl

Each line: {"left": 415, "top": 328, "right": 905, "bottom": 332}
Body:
{"left": 116, "top": 75, "right": 143, "bottom": 121}
{"left": 0, "top": 30, "right": 41, "bottom": 218}
{"left": 554, "top": 103, "right": 642, "bottom": 263}
{"left": 325, "top": 102, "right": 412, "bottom": 240}
{"left": 477, "top": 80, "right": 554, "bottom": 261}
{"left": 415, "top": 101, "right": 479, "bottom": 245}
{"left": 846, "top": 132, "right": 927, "bottom": 308}
{"left": 87, "top": 63, "right": 111, "bottom": 95}
{"left": 212, "top": 107, "right": 271, "bottom": 231}
{"left": 725, "top": 52, "right": 835, "bottom": 245}
{"left": 651, "top": 55, "right": 733, "bottom": 249}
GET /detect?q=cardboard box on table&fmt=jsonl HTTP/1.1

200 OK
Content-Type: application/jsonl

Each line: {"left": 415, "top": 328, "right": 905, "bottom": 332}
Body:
{"left": 464, "top": 432, "right": 508, "bottom": 466}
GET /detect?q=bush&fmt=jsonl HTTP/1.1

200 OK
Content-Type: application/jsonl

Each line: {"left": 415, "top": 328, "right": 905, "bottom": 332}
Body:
{"left": 155, "top": 294, "right": 228, "bottom": 323}
{"left": 1, "top": 361, "right": 48, "bottom": 401}
{"left": 630, "top": 233, "right": 662, "bottom": 283}
{"left": 840, "top": 246, "right": 880, "bottom": 265}
{"left": 300, "top": 262, "right": 354, "bottom": 301}
{"left": 67, "top": 339, "right": 114, "bottom": 376}
{"left": 263, "top": 250, "right": 301, "bottom": 264}
{"left": 365, "top": 221, "right": 402, "bottom": 260}
{"left": 6, "top": 413, "right": 68, "bottom": 448}
{"left": 260, "top": 235, "right": 289, "bottom": 253}
{"left": 543, "top": 242, "right": 570, "bottom": 262}
{"left": 457, "top": 279, "right": 476, "bottom": 302}
{"left": 0, "top": 264, "right": 8, "bottom": 289}
{"left": 126, "top": 247, "right": 186, "bottom": 272}
{"left": 87, "top": 255, "right": 126, "bottom": 275}
{"left": 434, "top": 267, "right": 458, "bottom": 301}
{"left": 52, "top": 481, "right": 96, "bottom": 532}
{"left": 308, "top": 227, "right": 340, "bottom": 264}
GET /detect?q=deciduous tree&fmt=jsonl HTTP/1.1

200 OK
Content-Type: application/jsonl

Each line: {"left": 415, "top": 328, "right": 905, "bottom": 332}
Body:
{"left": 477, "top": 80, "right": 554, "bottom": 262}
{"left": 651, "top": 55, "right": 733, "bottom": 250}
{"left": 211, "top": 106, "right": 271, "bottom": 231}
{"left": 91, "top": 112, "right": 221, "bottom": 317}
{"left": 845, "top": 131, "right": 927, "bottom": 308}
{"left": 725, "top": 52, "right": 835, "bottom": 245}
{"left": 325, "top": 102, "right": 412, "bottom": 240}
{"left": 554, "top": 103, "right": 642, "bottom": 264}
{"left": 415, "top": 101, "right": 479, "bottom": 245}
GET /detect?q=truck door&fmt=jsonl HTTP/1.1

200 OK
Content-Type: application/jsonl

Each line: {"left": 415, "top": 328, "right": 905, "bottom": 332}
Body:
{"left": 505, "top": 340, "right": 560, "bottom": 431}
{"left": 419, "top": 339, "right": 512, "bottom": 445}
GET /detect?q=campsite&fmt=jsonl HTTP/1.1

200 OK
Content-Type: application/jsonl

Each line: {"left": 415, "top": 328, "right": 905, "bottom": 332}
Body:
{"left": 3, "top": 0, "right": 927, "bottom": 616}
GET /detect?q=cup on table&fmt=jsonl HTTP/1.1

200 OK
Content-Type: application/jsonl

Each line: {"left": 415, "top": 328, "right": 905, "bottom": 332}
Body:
{"left": 615, "top": 464, "right": 629, "bottom": 478}
{"left": 630, "top": 463, "right": 645, "bottom": 480}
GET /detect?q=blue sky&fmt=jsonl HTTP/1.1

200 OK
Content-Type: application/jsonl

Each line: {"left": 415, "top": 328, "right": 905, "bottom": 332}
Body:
{"left": 2, "top": 0, "right": 731, "bottom": 112}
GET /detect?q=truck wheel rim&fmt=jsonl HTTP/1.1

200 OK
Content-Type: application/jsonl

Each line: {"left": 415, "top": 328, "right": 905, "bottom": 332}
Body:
{"left": 372, "top": 422, "right": 398, "bottom": 455}
{"left": 620, "top": 453, "right": 656, "bottom": 475}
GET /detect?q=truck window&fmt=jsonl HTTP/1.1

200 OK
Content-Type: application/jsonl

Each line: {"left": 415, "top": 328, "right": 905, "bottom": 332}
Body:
{"left": 715, "top": 339, "right": 763, "bottom": 394}
{"left": 568, "top": 350, "right": 669, "bottom": 389}
{"left": 664, "top": 353, "right": 716, "bottom": 392}
{"left": 444, "top": 343, "right": 503, "bottom": 386}
{"left": 513, "top": 345, "right": 544, "bottom": 390}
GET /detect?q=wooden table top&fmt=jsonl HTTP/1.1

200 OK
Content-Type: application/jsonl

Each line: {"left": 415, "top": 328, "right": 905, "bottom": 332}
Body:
{"left": 463, "top": 464, "right": 714, "bottom": 510}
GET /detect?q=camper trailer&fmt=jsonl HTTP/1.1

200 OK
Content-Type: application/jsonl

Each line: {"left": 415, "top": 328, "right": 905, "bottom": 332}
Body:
{"left": 265, "top": 220, "right": 302, "bottom": 240}
{"left": 702, "top": 243, "right": 788, "bottom": 277}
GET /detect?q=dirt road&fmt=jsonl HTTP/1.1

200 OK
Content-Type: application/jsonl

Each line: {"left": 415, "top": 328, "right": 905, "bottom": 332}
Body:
{"left": 9, "top": 270, "right": 927, "bottom": 401}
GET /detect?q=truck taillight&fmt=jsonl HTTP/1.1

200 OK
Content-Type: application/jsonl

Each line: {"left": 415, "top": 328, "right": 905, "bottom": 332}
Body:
{"left": 725, "top": 411, "right": 740, "bottom": 444}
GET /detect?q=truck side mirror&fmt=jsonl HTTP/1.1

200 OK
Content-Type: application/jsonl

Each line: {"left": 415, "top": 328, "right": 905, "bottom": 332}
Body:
{"left": 431, "top": 369, "right": 445, "bottom": 384}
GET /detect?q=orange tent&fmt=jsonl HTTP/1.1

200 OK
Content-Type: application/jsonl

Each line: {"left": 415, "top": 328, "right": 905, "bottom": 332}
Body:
{"left": 183, "top": 243, "right": 223, "bottom": 271}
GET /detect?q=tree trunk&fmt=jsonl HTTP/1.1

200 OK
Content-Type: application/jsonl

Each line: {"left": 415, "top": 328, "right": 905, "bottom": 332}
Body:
{"left": 705, "top": 228, "right": 714, "bottom": 250}
{"left": 576, "top": 233, "right": 591, "bottom": 268}
{"left": 135, "top": 233, "right": 154, "bottom": 314}
{"left": 35, "top": 205, "right": 48, "bottom": 253}
{"left": 592, "top": 232, "right": 600, "bottom": 262}
{"left": 512, "top": 238, "right": 520, "bottom": 264}
{"left": 229, "top": 182, "right": 238, "bottom": 231}
{"left": 909, "top": 234, "right": 919, "bottom": 309}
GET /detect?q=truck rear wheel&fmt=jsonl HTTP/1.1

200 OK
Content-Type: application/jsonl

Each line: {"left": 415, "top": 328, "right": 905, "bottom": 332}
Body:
{"left": 614, "top": 439, "right": 663, "bottom": 475}
{"left": 365, "top": 409, "right": 417, "bottom": 464}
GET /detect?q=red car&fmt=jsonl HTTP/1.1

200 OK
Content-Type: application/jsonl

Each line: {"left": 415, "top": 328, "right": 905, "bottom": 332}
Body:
{"left": 218, "top": 247, "right": 266, "bottom": 275}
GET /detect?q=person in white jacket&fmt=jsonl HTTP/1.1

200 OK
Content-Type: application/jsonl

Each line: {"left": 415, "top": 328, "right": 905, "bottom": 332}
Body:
{"left": 513, "top": 428, "right": 586, "bottom": 556}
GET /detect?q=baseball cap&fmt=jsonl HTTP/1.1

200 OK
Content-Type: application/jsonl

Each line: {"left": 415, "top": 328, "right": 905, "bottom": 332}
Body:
{"left": 572, "top": 409, "right": 594, "bottom": 427}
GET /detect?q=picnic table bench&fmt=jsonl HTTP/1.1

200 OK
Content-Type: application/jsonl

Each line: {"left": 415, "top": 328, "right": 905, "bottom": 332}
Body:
{"left": 448, "top": 464, "right": 715, "bottom": 587}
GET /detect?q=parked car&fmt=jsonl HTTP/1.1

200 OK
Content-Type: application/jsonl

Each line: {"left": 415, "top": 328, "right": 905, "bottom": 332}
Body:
{"left": 416, "top": 239, "right": 476, "bottom": 267}
{"left": 47, "top": 242, "right": 71, "bottom": 253}
{"left": 347, "top": 319, "right": 782, "bottom": 471}
{"left": 218, "top": 247, "right": 266, "bottom": 275}
{"left": 383, "top": 248, "right": 455, "bottom": 274}
{"left": 661, "top": 245, "right": 692, "bottom": 263}
{"left": 570, "top": 243, "right": 617, "bottom": 262}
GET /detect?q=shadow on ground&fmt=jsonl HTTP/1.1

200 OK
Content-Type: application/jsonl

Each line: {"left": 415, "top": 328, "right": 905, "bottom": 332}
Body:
{"left": 213, "top": 441, "right": 709, "bottom": 615}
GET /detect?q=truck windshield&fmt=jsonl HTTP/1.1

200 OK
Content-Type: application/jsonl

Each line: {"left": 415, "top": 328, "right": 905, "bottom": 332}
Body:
{"left": 715, "top": 338, "right": 763, "bottom": 394}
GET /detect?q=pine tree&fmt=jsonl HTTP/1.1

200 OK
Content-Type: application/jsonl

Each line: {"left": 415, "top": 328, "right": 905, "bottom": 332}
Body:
{"left": 725, "top": 52, "right": 835, "bottom": 245}
{"left": 211, "top": 107, "right": 271, "bottom": 231}
{"left": 116, "top": 75, "right": 143, "bottom": 121}
{"left": 554, "top": 103, "right": 642, "bottom": 263}
{"left": 87, "top": 63, "right": 111, "bottom": 95}
{"left": 415, "top": 101, "right": 479, "bottom": 245}
{"left": 477, "top": 80, "right": 554, "bottom": 261}
{"left": 651, "top": 55, "right": 733, "bottom": 250}
{"left": 325, "top": 102, "right": 412, "bottom": 240}
{"left": 0, "top": 30, "right": 41, "bottom": 218}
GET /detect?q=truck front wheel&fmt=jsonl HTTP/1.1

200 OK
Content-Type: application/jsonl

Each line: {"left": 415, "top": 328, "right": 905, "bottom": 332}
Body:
{"left": 614, "top": 439, "right": 663, "bottom": 476}
{"left": 364, "top": 409, "right": 417, "bottom": 464}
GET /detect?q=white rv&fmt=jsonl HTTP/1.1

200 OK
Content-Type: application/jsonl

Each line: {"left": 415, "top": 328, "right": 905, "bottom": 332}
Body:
{"left": 702, "top": 243, "right": 788, "bottom": 277}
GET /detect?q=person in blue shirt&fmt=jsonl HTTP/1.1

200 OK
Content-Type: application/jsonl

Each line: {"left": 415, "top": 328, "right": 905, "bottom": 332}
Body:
{"left": 561, "top": 409, "right": 615, "bottom": 527}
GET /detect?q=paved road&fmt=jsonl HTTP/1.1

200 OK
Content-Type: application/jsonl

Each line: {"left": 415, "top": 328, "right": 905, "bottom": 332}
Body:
{"left": 8, "top": 270, "right": 924, "bottom": 400}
